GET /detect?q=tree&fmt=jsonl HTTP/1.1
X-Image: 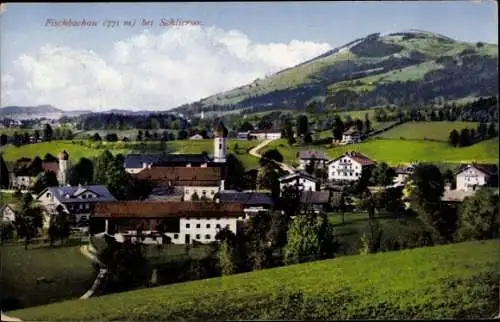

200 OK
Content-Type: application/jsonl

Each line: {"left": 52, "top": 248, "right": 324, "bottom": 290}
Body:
{"left": 48, "top": 205, "right": 74, "bottom": 246}
{"left": 29, "top": 156, "right": 43, "bottom": 177}
{"left": 31, "top": 171, "right": 59, "bottom": 194}
{"left": 332, "top": 115, "right": 344, "bottom": 141}
{"left": 259, "top": 149, "right": 284, "bottom": 167}
{"left": 459, "top": 128, "right": 471, "bottom": 147}
{"left": 177, "top": 130, "right": 188, "bottom": 140}
{"left": 370, "top": 162, "right": 396, "bottom": 186}
{"left": 448, "top": 129, "right": 460, "bottom": 147}
{"left": 191, "top": 191, "right": 200, "bottom": 201}
{"left": 241, "top": 212, "right": 274, "bottom": 270}
{"left": 14, "top": 193, "right": 44, "bottom": 250}
{"left": 0, "top": 156, "right": 9, "bottom": 189}
{"left": 92, "top": 133, "right": 102, "bottom": 141}
{"left": 359, "top": 219, "right": 383, "bottom": 254}
{"left": 303, "top": 132, "right": 313, "bottom": 144}
{"left": 477, "top": 122, "right": 488, "bottom": 139}
{"left": 487, "top": 122, "right": 497, "bottom": 138}
{"left": 136, "top": 130, "right": 143, "bottom": 141}
{"left": 43, "top": 124, "right": 53, "bottom": 141}
{"left": 106, "top": 133, "right": 118, "bottom": 142}
{"left": 218, "top": 240, "right": 236, "bottom": 276}
{"left": 257, "top": 163, "right": 282, "bottom": 198}
{"left": 284, "top": 211, "right": 338, "bottom": 265}
{"left": 33, "top": 129, "right": 41, "bottom": 142}
{"left": 69, "top": 157, "right": 94, "bottom": 186}
{"left": 93, "top": 150, "right": 115, "bottom": 184}
{"left": 359, "top": 191, "right": 376, "bottom": 219}
{"left": 282, "top": 120, "right": 295, "bottom": 145}
{"left": 225, "top": 154, "right": 246, "bottom": 190}
{"left": 456, "top": 188, "right": 499, "bottom": 241}
{"left": 304, "top": 159, "right": 315, "bottom": 175}
{"left": 239, "top": 121, "right": 254, "bottom": 132}
{"left": 0, "top": 134, "right": 8, "bottom": 146}
{"left": 296, "top": 115, "right": 308, "bottom": 138}
{"left": 363, "top": 113, "right": 372, "bottom": 134}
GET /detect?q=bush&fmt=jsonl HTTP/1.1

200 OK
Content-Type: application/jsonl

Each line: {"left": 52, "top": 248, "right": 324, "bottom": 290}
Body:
{"left": 378, "top": 218, "right": 436, "bottom": 252}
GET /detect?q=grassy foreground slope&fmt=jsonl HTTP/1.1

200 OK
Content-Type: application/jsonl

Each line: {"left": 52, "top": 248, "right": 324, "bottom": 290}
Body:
{"left": 10, "top": 240, "right": 499, "bottom": 321}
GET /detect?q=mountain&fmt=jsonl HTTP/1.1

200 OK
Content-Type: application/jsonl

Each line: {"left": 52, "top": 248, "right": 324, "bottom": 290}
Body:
{"left": 0, "top": 105, "right": 65, "bottom": 120}
{"left": 173, "top": 30, "right": 498, "bottom": 117}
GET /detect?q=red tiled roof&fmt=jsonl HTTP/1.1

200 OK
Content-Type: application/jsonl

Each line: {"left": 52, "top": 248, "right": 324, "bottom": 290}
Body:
{"left": 134, "top": 166, "right": 222, "bottom": 187}
{"left": 92, "top": 201, "right": 245, "bottom": 219}
{"left": 331, "top": 151, "right": 375, "bottom": 166}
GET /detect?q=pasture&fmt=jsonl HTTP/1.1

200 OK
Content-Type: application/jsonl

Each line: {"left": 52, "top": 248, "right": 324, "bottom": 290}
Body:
{"left": 374, "top": 121, "right": 480, "bottom": 141}
{"left": 0, "top": 242, "right": 96, "bottom": 311}
{"left": 9, "top": 240, "right": 499, "bottom": 320}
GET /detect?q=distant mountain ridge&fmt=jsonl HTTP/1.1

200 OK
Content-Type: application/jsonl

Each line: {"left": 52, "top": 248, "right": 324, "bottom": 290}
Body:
{"left": 172, "top": 30, "right": 498, "bottom": 117}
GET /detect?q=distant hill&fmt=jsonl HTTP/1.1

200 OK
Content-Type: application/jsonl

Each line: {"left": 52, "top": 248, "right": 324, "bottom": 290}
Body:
{"left": 173, "top": 30, "right": 498, "bottom": 117}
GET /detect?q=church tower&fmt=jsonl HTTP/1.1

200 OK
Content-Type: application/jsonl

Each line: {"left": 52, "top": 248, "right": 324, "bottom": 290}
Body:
{"left": 213, "top": 121, "right": 228, "bottom": 163}
{"left": 58, "top": 150, "right": 69, "bottom": 186}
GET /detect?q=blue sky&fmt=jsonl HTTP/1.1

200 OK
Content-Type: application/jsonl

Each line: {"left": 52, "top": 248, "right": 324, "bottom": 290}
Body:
{"left": 1, "top": 1, "right": 497, "bottom": 110}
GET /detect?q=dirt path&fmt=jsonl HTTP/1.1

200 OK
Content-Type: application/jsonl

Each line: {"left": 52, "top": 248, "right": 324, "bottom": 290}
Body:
{"left": 1, "top": 312, "right": 22, "bottom": 321}
{"left": 79, "top": 244, "right": 107, "bottom": 300}
{"left": 249, "top": 139, "right": 296, "bottom": 174}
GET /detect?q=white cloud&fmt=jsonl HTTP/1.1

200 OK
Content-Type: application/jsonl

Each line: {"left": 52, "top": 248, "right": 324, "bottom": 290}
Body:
{"left": 1, "top": 26, "right": 332, "bottom": 111}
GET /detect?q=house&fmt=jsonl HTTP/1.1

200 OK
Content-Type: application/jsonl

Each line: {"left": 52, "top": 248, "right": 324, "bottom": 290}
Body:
{"left": 189, "top": 134, "right": 204, "bottom": 140}
{"left": 249, "top": 130, "right": 282, "bottom": 140}
{"left": 1, "top": 204, "right": 16, "bottom": 223}
{"left": 297, "top": 151, "right": 330, "bottom": 170}
{"left": 10, "top": 151, "right": 70, "bottom": 189}
{"left": 37, "top": 185, "right": 117, "bottom": 227}
{"left": 123, "top": 154, "right": 164, "bottom": 174}
{"left": 215, "top": 191, "right": 274, "bottom": 215}
{"left": 393, "top": 164, "right": 417, "bottom": 186}
{"left": 327, "top": 151, "right": 376, "bottom": 182}
{"left": 299, "top": 190, "right": 343, "bottom": 214}
{"left": 237, "top": 131, "right": 251, "bottom": 140}
{"left": 455, "top": 163, "right": 498, "bottom": 191}
{"left": 340, "top": 128, "right": 362, "bottom": 145}
{"left": 134, "top": 166, "right": 224, "bottom": 201}
{"left": 278, "top": 171, "right": 319, "bottom": 195}
{"left": 90, "top": 201, "right": 247, "bottom": 244}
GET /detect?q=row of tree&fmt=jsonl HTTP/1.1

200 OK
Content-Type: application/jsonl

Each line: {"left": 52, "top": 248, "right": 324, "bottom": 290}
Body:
{"left": 448, "top": 122, "right": 497, "bottom": 147}
{"left": 0, "top": 124, "right": 72, "bottom": 147}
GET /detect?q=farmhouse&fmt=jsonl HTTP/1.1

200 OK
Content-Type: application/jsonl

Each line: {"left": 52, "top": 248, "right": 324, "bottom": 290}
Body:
{"left": 393, "top": 163, "right": 417, "bottom": 186}
{"left": 278, "top": 171, "right": 319, "bottom": 195}
{"left": 455, "top": 163, "right": 498, "bottom": 191}
{"left": 1, "top": 204, "right": 16, "bottom": 223}
{"left": 249, "top": 130, "right": 282, "bottom": 140}
{"left": 297, "top": 150, "right": 330, "bottom": 170}
{"left": 327, "top": 151, "right": 376, "bottom": 182}
{"left": 10, "top": 151, "right": 70, "bottom": 189}
{"left": 300, "top": 190, "right": 342, "bottom": 214}
{"left": 37, "top": 185, "right": 117, "bottom": 227}
{"left": 90, "top": 201, "right": 246, "bottom": 244}
{"left": 134, "top": 166, "right": 224, "bottom": 201}
{"left": 340, "top": 128, "right": 362, "bottom": 145}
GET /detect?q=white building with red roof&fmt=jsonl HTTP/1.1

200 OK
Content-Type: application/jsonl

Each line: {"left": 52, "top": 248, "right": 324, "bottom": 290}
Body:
{"left": 327, "top": 151, "right": 376, "bottom": 181}
{"left": 455, "top": 163, "right": 498, "bottom": 191}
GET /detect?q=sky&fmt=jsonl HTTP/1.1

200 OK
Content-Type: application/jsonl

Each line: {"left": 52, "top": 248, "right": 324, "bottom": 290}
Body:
{"left": 0, "top": 1, "right": 497, "bottom": 111}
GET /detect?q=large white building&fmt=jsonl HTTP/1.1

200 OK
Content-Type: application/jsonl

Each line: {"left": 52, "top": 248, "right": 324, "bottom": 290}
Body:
{"left": 455, "top": 163, "right": 498, "bottom": 191}
{"left": 327, "top": 151, "right": 376, "bottom": 181}
{"left": 91, "top": 201, "right": 247, "bottom": 244}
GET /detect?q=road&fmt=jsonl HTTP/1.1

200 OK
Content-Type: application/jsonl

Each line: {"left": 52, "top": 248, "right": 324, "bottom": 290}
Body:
{"left": 248, "top": 139, "right": 296, "bottom": 174}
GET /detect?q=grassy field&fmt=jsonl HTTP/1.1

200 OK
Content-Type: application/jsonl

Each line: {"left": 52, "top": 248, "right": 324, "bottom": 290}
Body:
{"left": 0, "top": 241, "right": 96, "bottom": 311}
{"left": 9, "top": 239, "right": 499, "bottom": 320}
{"left": 0, "top": 128, "right": 34, "bottom": 136}
{"left": 374, "top": 121, "right": 480, "bottom": 141}
{"left": 263, "top": 136, "right": 499, "bottom": 167}
{"left": 74, "top": 129, "right": 179, "bottom": 140}
{"left": 1, "top": 139, "right": 262, "bottom": 170}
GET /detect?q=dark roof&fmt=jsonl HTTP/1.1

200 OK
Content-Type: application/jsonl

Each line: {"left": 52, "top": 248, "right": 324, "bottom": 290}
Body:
{"left": 278, "top": 171, "right": 319, "bottom": 183}
{"left": 343, "top": 127, "right": 360, "bottom": 135}
{"left": 300, "top": 190, "right": 342, "bottom": 205}
{"left": 216, "top": 191, "right": 274, "bottom": 207}
{"left": 40, "top": 185, "right": 117, "bottom": 204}
{"left": 455, "top": 163, "right": 498, "bottom": 176}
{"left": 214, "top": 121, "right": 228, "bottom": 138}
{"left": 329, "top": 151, "right": 376, "bottom": 166}
{"left": 250, "top": 129, "right": 281, "bottom": 134}
{"left": 124, "top": 154, "right": 163, "bottom": 169}
{"left": 134, "top": 166, "right": 222, "bottom": 187}
{"left": 298, "top": 151, "right": 329, "bottom": 160}
{"left": 92, "top": 201, "right": 245, "bottom": 219}
{"left": 154, "top": 154, "right": 212, "bottom": 166}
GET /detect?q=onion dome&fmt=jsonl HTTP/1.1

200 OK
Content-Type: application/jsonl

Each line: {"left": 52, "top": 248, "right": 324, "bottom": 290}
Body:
{"left": 214, "top": 121, "right": 228, "bottom": 138}
{"left": 59, "top": 150, "right": 69, "bottom": 160}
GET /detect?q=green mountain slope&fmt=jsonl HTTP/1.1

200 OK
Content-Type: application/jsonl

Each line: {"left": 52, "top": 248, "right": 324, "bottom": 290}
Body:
{"left": 174, "top": 30, "right": 498, "bottom": 116}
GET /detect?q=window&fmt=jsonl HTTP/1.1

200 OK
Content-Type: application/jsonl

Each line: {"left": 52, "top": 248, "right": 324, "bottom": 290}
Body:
{"left": 195, "top": 234, "right": 200, "bottom": 239}
{"left": 196, "top": 224, "right": 201, "bottom": 228}
{"left": 216, "top": 217, "right": 221, "bottom": 220}
{"left": 202, "top": 190, "right": 206, "bottom": 195}
{"left": 46, "top": 193, "right": 51, "bottom": 198}
{"left": 174, "top": 234, "right": 179, "bottom": 239}
{"left": 219, "top": 144, "right": 222, "bottom": 149}
{"left": 206, "top": 224, "right": 210, "bottom": 228}
{"left": 216, "top": 224, "right": 221, "bottom": 229}
{"left": 211, "top": 191, "right": 215, "bottom": 195}
{"left": 205, "top": 234, "right": 210, "bottom": 239}
{"left": 186, "top": 223, "right": 190, "bottom": 228}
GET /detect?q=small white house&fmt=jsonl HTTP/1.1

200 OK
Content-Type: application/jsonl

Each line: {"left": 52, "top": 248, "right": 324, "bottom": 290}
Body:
{"left": 455, "top": 163, "right": 497, "bottom": 191}
{"left": 249, "top": 130, "right": 282, "bottom": 140}
{"left": 189, "top": 134, "right": 204, "bottom": 140}
{"left": 278, "top": 171, "right": 319, "bottom": 196}
{"left": 1, "top": 204, "right": 16, "bottom": 223}
{"left": 341, "top": 128, "right": 362, "bottom": 145}
{"left": 328, "top": 151, "right": 376, "bottom": 181}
